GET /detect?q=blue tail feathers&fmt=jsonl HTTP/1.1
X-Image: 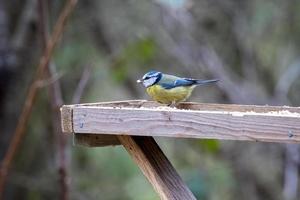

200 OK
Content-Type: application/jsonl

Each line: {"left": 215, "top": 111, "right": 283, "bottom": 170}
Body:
{"left": 194, "top": 79, "right": 219, "bottom": 85}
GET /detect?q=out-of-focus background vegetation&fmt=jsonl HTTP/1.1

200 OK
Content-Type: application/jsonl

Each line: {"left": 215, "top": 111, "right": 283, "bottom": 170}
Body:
{"left": 1, "top": 0, "right": 300, "bottom": 199}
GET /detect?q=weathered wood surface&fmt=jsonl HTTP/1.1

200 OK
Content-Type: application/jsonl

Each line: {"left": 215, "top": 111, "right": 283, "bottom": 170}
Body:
{"left": 61, "top": 104, "right": 119, "bottom": 146}
{"left": 61, "top": 105, "right": 74, "bottom": 133}
{"left": 69, "top": 100, "right": 300, "bottom": 113}
{"left": 118, "top": 135, "right": 196, "bottom": 200}
{"left": 61, "top": 100, "right": 300, "bottom": 143}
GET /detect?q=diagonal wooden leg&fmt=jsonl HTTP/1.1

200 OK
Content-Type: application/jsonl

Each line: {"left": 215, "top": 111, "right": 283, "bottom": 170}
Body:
{"left": 117, "top": 135, "right": 196, "bottom": 200}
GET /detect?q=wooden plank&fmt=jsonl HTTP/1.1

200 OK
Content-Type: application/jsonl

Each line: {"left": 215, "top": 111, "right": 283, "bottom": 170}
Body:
{"left": 70, "top": 103, "right": 300, "bottom": 143}
{"left": 118, "top": 135, "right": 196, "bottom": 200}
{"left": 60, "top": 105, "right": 119, "bottom": 146}
{"left": 73, "top": 133, "right": 120, "bottom": 147}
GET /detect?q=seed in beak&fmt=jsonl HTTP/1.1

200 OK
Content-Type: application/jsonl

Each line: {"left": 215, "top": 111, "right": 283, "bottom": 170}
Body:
{"left": 137, "top": 79, "right": 142, "bottom": 83}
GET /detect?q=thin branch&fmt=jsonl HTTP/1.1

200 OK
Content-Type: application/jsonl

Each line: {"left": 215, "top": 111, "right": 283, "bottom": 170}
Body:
{"left": 0, "top": 0, "right": 77, "bottom": 197}
{"left": 35, "top": 72, "right": 62, "bottom": 88}
{"left": 38, "top": 1, "right": 70, "bottom": 200}
{"left": 51, "top": 63, "right": 69, "bottom": 200}
{"left": 283, "top": 144, "right": 300, "bottom": 200}
{"left": 72, "top": 64, "right": 92, "bottom": 104}
{"left": 12, "top": 0, "right": 37, "bottom": 49}
{"left": 274, "top": 60, "right": 300, "bottom": 102}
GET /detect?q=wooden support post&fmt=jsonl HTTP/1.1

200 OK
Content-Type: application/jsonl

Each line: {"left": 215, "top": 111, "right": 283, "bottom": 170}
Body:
{"left": 118, "top": 135, "right": 196, "bottom": 200}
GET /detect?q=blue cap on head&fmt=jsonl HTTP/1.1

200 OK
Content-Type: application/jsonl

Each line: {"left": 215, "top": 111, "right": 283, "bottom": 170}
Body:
{"left": 142, "top": 70, "right": 161, "bottom": 79}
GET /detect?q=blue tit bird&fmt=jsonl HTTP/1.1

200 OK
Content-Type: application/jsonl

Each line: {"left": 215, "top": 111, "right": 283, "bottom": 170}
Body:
{"left": 137, "top": 70, "right": 219, "bottom": 105}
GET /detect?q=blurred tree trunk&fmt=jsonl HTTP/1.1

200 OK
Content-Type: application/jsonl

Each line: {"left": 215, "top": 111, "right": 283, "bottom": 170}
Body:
{"left": 0, "top": 0, "right": 38, "bottom": 159}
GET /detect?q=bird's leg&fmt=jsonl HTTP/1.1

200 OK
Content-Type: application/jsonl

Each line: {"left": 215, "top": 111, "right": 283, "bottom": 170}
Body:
{"left": 168, "top": 101, "right": 177, "bottom": 108}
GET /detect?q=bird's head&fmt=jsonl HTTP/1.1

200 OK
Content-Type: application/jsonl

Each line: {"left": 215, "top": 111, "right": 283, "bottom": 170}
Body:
{"left": 137, "top": 71, "right": 162, "bottom": 87}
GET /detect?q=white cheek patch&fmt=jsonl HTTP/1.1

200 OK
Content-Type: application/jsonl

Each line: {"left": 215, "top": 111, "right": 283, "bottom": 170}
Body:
{"left": 143, "top": 77, "right": 156, "bottom": 87}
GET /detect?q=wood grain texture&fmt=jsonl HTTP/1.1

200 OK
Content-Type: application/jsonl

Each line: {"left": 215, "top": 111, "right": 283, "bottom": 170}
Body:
{"left": 118, "top": 135, "right": 196, "bottom": 200}
{"left": 61, "top": 100, "right": 300, "bottom": 143}
{"left": 60, "top": 105, "right": 74, "bottom": 133}
{"left": 59, "top": 101, "right": 300, "bottom": 199}
{"left": 61, "top": 105, "right": 119, "bottom": 146}
{"left": 70, "top": 103, "right": 300, "bottom": 143}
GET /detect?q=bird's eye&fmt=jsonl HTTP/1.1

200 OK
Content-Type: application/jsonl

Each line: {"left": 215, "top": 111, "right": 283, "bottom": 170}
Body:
{"left": 144, "top": 77, "right": 150, "bottom": 80}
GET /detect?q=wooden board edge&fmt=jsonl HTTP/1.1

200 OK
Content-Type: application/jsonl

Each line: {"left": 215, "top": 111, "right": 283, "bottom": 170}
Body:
{"left": 60, "top": 105, "right": 74, "bottom": 133}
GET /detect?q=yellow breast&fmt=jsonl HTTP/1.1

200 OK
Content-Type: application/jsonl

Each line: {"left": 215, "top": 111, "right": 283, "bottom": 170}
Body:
{"left": 146, "top": 85, "right": 195, "bottom": 104}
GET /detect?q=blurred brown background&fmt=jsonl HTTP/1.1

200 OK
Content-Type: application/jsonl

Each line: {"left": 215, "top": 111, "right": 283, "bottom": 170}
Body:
{"left": 0, "top": 0, "right": 300, "bottom": 199}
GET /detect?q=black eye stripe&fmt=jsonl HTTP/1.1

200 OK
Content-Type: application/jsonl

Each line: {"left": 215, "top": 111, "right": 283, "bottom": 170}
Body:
{"left": 142, "top": 72, "right": 161, "bottom": 80}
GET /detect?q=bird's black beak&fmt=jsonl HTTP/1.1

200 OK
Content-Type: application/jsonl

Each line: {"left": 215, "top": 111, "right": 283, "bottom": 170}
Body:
{"left": 136, "top": 79, "right": 143, "bottom": 83}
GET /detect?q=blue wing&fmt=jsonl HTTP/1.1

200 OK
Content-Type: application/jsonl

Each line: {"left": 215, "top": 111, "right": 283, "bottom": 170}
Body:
{"left": 158, "top": 74, "right": 196, "bottom": 89}
{"left": 161, "top": 79, "right": 196, "bottom": 89}
{"left": 158, "top": 74, "right": 219, "bottom": 89}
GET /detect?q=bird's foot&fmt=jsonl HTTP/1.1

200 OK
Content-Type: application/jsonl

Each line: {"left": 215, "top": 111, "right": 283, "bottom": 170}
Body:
{"left": 167, "top": 101, "right": 178, "bottom": 108}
